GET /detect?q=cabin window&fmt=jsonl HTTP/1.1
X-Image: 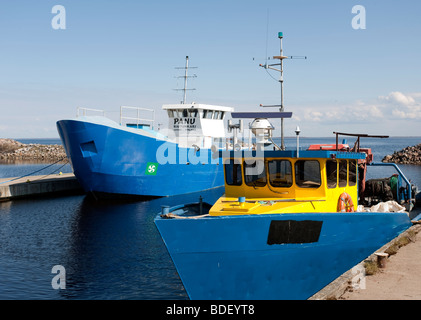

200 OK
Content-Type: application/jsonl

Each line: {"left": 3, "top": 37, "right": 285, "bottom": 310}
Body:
{"left": 220, "top": 111, "right": 225, "bottom": 119}
{"left": 326, "top": 160, "right": 337, "bottom": 189}
{"left": 213, "top": 111, "right": 220, "bottom": 119}
{"left": 167, "top": 110, "right": 174, "bottom": 118}
{"left": 203, "top": 110, "right": 213, "bottom": 119}
{"left": 268, "top": 160, "right": 292, "bottom": 188}
{"left": 190, "top": 109, "right": 198, "bottom": 117}
{"left": 339, "top": 160, "right": 347, "bottom": 187}
{"left": 349, "top": 160, "right": 357, "bottom": 186}
{"left": 182, "top": 109, "right": 188, "bottom": 117}
{"left": 244, "top": 159, "right": 267, "bottom": 187}
{"left": 225, "top": 159, "right": 242, "bottom": 186}
{"left": 295, "top": 160, "right": 321, "bottom": 188}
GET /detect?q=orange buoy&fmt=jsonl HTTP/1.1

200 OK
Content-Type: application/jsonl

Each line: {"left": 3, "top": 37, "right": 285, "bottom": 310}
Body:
{"left": 337, "top": 192, "right": 355, "bottom": 212}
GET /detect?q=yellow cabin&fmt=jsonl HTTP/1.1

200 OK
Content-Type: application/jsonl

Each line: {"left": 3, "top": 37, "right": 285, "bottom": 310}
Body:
{"left": 209, "top": 148, "right": 366, "bottom": 216}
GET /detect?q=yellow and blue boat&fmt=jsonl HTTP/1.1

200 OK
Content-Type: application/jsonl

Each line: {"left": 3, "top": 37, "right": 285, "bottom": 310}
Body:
{"left": 155, "top": 36, "right": 417, "bottom": 299}
{"left": 154, "top": 114, "right": 417, "bottom": 300}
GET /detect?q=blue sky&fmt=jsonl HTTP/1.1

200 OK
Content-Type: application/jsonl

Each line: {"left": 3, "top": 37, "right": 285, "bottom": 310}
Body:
{"left": 1, "top": 0, "right": 420, "bottom": 138}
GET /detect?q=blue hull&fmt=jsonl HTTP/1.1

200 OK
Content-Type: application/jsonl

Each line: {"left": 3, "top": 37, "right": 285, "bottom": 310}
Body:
{"left": 155, "top": 211, "right": 412, "bottom": 299}
{"left": 57, "top": 118, "right": 224, "bottom": 197}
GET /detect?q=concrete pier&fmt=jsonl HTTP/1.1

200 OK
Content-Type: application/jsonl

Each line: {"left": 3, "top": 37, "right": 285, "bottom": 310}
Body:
{"left": 0, "top": 173, "right": 84, "bottom": 201}
{"left": 310, "top": 210, "right": 421, "bottom": 300}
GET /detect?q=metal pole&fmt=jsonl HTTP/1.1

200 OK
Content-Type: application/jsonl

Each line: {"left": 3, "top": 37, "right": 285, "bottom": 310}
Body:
{"left": 279, "top": 33, "right": 285, "bottom": 150}
{"left": 183, "top": 56, "right": 189, "bottom": 104}
{"left": 280, "top": 35, "right": 284, "bottom": 111}
{"left": 249, "top": 123, "right": 252, "bottom": 151}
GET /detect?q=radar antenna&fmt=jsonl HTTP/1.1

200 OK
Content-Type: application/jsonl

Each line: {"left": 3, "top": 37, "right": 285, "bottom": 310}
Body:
{"left": 258, "top": 32, "right": 307, "bottom": 150}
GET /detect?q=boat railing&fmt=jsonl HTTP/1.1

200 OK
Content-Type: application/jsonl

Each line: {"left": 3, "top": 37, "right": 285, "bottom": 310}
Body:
{"left": 120, "top": 106, "right": 155, "bottom": 129}
{"left": 368, "top": 162, "right": 412, "bottom": 204}
{"left": 77, "top": 107, "right": 106, "bottom": 117}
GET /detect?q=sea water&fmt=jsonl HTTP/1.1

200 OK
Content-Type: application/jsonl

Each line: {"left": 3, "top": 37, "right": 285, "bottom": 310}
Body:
{"left": 0, "top": 137, "right": 420, "bottom": 299}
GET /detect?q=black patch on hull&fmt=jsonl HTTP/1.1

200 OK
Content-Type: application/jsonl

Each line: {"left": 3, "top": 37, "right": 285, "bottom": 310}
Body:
{"left": 267, "top": 220, "right": 323, "bottom": 245}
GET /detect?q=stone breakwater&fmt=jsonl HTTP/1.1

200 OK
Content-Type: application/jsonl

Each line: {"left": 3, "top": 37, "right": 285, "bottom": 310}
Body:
{"left": 0, "top": 138, "right": 67, "bottom": 162}
{"left": 382, "top": 143, "right": 421, "bottom": 165}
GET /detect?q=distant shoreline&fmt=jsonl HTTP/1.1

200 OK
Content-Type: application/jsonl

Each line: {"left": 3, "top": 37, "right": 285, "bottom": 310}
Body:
{"left": 0, "top": 138, "right": 67, "bottom": 163}
{"left": 1, "top": 137, "right": 420, "bottom": 165}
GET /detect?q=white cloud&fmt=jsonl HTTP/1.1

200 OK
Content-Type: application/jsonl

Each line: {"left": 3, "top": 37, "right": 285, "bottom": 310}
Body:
{"left": 292, "top": 114, "right": 301, "bottom": 121}
{"left": 304, "top": 111, "right": 323, "bottom": 122}
{"left": 301, "top": 103, "right": 384, "bottom": 123}
{"left": 391, "top": 105, "right": 421, "bottom": 119}
{"left": 378, "top": 91, "right": 421, "bottom": 120}
{"left": 379, "top": 91, "right": 416, "bottom": 106}
{"left": 298, "top": 91, "right": 421, "bottom": 124}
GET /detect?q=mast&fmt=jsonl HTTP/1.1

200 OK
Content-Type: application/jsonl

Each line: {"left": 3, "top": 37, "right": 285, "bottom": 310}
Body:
{"left": 278, "top": 32, "right": 286, "bottom": 150}
{"left": 175, "top": 56, "right": 197, "bottom": 104}
{"left": 279, "top": 32, "right": 285, "bottom": 112}
{"left": 183, "top": 56, "right": 189, "bottom": 104}
{"left": 259, "top": 32, "right": 306, "bottom": 150}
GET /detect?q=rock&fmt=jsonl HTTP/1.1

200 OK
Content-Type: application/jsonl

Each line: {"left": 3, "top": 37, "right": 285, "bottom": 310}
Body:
{"left": 0, "top": 138, "right": 24, "bottom": 153}
{"left": 0, "top": 138, "right": 67, "bottom": 163}
{"left": 382, "top": 143, "right": 421, "bottom": 165}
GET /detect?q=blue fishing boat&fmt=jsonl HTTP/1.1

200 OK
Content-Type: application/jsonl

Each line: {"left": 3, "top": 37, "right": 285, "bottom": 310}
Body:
{"left": 57, "top": 103, "right": 233, "bottom": 198}
{"left": 154, "top": 122, "right": 417, "bottom": 300}
{"left": 56, "top": 57, "right": 235, "bottom": 198}
{"left": 154, "top": 33, "right": 418, "bottom": 300}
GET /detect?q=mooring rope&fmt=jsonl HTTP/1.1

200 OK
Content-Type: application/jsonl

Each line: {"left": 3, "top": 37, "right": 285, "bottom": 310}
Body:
{"left": 29, "top": 160, "right": 70, "bottom": 182}
{"left": 0, "top": 157, "right": 69, "bottom": 185}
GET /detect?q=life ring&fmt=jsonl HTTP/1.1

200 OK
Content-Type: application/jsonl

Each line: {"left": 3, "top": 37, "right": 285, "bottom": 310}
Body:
{"left": 337, "top": 192, "right": 355, "bottom": 212}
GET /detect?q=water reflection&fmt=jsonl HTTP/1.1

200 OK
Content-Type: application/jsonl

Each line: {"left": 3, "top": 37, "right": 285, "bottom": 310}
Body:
{"left": 58, "top": 187, "right": 224, "bottom": 300}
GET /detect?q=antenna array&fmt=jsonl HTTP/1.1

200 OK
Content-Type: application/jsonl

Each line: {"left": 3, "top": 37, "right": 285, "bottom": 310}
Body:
{"left": 258, "top": 32, "right": 307, "bottom": 150}
{"left": 174, "top": 56, "right": 197, "bottom": 104}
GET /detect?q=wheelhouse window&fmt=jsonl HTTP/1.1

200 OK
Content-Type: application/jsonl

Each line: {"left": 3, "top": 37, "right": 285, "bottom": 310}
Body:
{"left": 213, "top": 111, "right": 220, "bottom": 119}
{"left": 349, "top": 160, "right": 357, "bottom": 186}
{"left": 203, "top": 110, "right": 214, "bottom": 119}
{"left": 268, "top": 160, "right": 292, "bottom": 188}
{"left": 189, "top": 109, "right": 198, "bottom": 117}
{"left": 167, "top": 110, "right": 174, "bottom": 118}
{"left": 224, "top": 159, "right": 242, "bottom": 186}
{"left": 339, "top": 160, "right": 347, "bottom": 187}
{"left": 244, "top": 159, "right": 266, "bottom": 187}
{"left": 326, "top": 160, "right": 337, "bottom": 189}
{"left": 295, "top": 160, "right": 321, "bottom": 188}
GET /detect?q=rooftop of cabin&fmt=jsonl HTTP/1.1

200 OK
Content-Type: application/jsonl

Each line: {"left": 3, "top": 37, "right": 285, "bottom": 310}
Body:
{"left": 220, "top": 149, "right": 367, "bottom": 160}
{"left": 162, "top": 103, "right": 234, "bottom": 112}
{"left": 163, "top": 103, "right": 233, "bottom": 121}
